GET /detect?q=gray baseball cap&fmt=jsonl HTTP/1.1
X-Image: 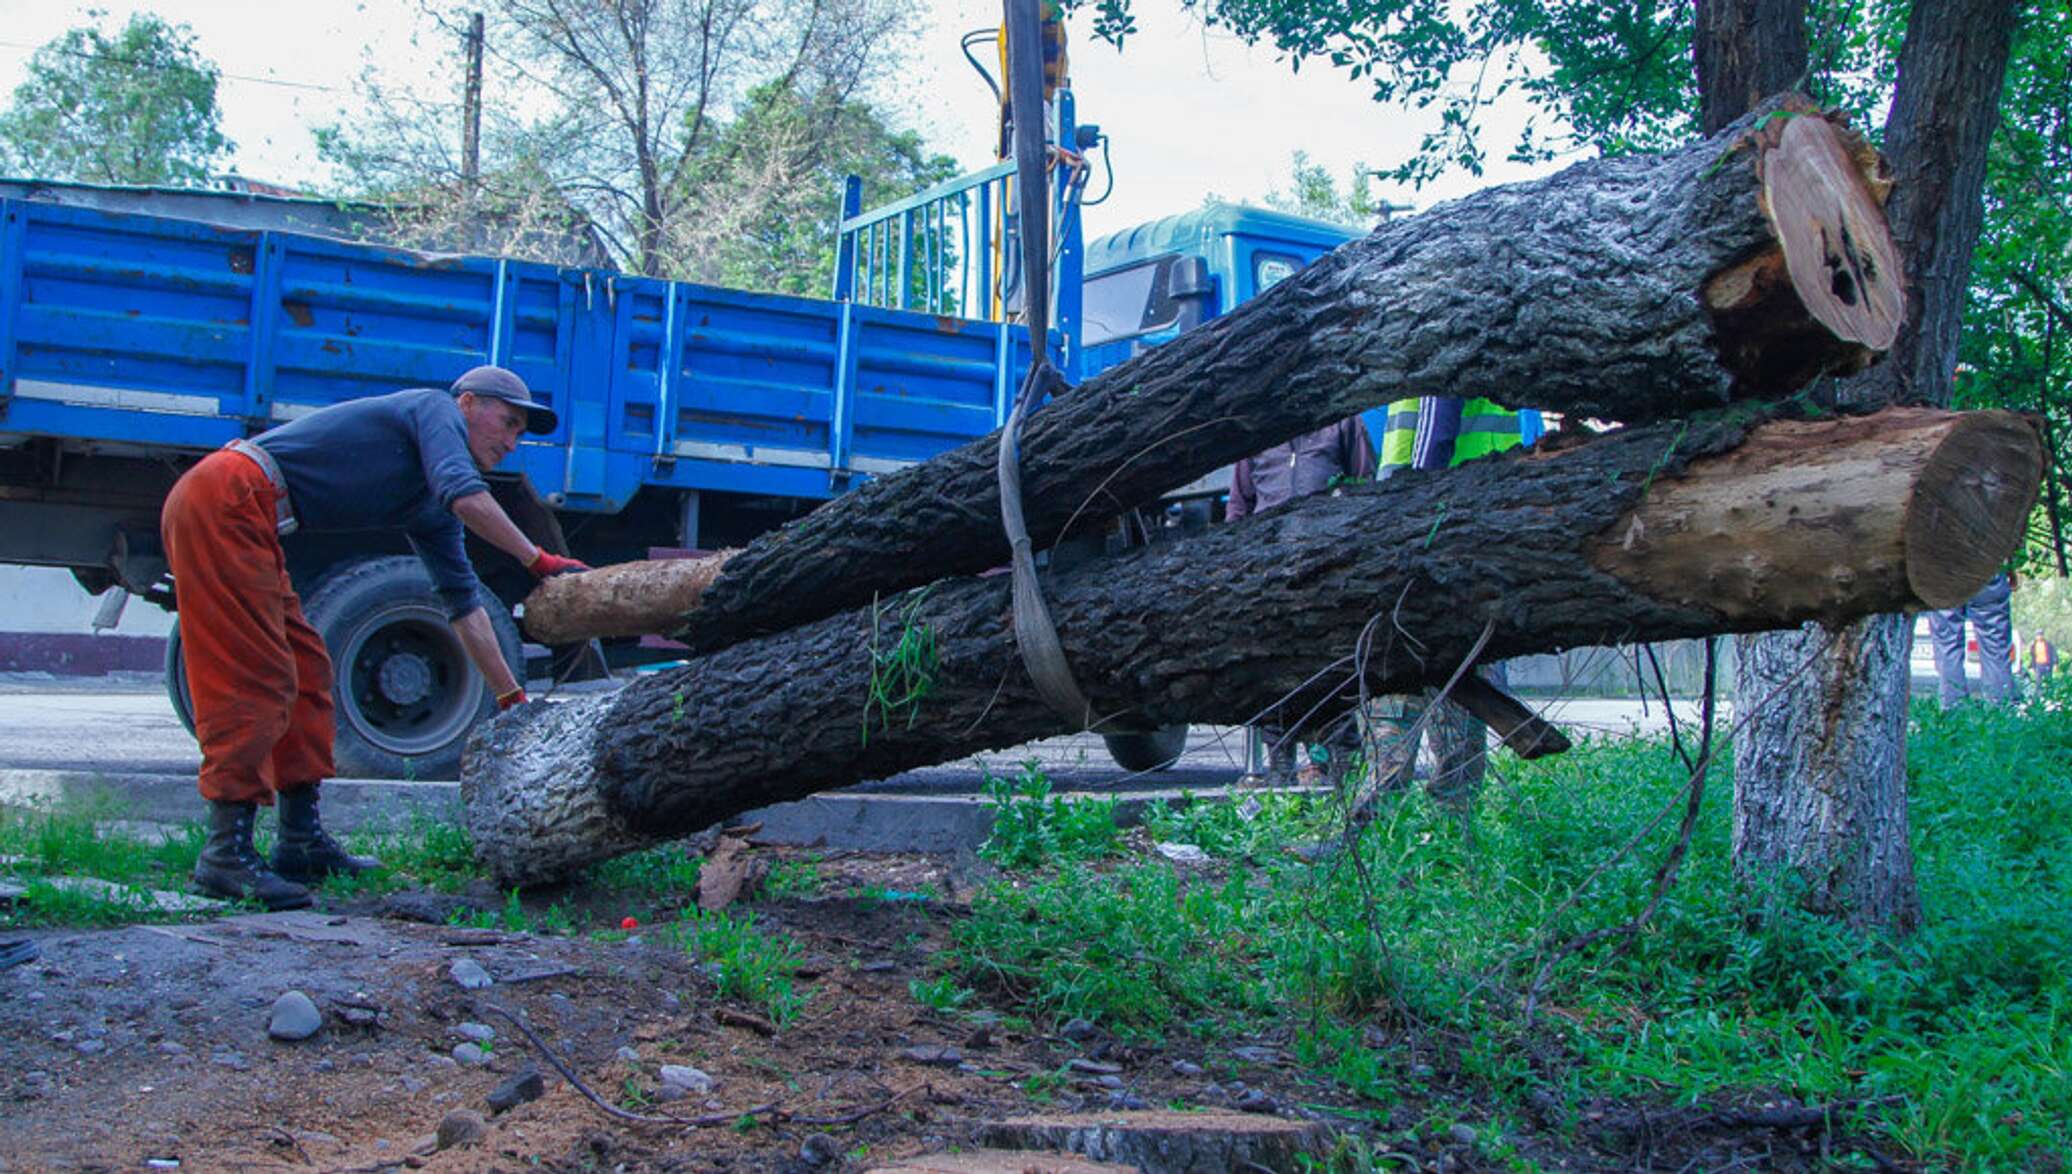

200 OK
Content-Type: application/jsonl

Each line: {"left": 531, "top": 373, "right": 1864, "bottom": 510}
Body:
{"left": 451, "top": 365, "right": 558, "bottom": 435}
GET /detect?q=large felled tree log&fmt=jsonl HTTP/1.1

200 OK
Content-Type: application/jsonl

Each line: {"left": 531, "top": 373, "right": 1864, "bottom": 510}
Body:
{"left": 465, "top": 407, "right": 2038, "bottom": 885}
{"left": 621, "top": 97, "right": 1903, "bottom": 655}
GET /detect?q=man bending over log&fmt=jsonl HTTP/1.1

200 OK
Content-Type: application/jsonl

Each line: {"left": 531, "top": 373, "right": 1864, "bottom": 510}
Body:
{"left": 162, "top": 366, "right": 589, "bottom": 909}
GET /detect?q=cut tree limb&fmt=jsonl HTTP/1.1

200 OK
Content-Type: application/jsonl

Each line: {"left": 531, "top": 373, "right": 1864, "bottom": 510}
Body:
{"left": 463, "top": 407, "right": 2037, "bottom": 886}
{"left": 644, "top": 95, "right": 1901, "bottom": 656}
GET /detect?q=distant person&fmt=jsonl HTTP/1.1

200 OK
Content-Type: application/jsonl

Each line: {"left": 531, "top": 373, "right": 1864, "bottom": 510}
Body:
{"left": 161, "top": 366, "right": 589, "bottom": 910}
{"left": 1928, "top": 571, "right": 2016, "bottom": 708}
{"left": 2023, "top": 630, "right": 2057, "bottom": 680}
{"left": 1227, "top": 418, "right": 1376, "bottom": 784}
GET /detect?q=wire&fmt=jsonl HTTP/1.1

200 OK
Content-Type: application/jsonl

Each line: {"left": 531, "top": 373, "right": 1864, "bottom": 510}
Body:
{"left": 0, "top": 38, "right": 343, "bottom": 93}
{"left": 1081, "top": 133, "right": 1116, "bottom": 206}
{"left": 959, "top": 28, "right": 1001, "bottom": 105}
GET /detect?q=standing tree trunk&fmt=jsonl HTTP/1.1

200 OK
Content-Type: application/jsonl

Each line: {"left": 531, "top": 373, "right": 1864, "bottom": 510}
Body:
{"left": 1729, "top": 0, "right": 2022, "bottom": 934}
{"left": 1696, "top": 0, "right": 1808, "bottom": 137}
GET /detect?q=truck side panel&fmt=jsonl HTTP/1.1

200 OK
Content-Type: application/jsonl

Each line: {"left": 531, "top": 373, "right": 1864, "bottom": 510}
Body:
{"left": 0, "top": 198, "right": 1046, "bottom": 527}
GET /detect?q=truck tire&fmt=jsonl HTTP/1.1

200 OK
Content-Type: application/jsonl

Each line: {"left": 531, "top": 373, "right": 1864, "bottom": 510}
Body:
{"left": 1102, "top": 724, "right": 1189, "bottom": 773}
{"left": 165, "top": 618, "right": 196, "bottom": 736}
{"left": 304, "top": 556, "right": 522, "bottom": 781}
{"left": 165, "top": 558, "right": 522, "bottom": 781}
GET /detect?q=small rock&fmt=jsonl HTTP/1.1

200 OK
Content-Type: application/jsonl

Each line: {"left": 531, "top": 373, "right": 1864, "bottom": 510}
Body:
{"left": 426, "top": 1054, "right": 460, "bottom": 1071}
{"left": 315, "top": 1059, "right": 336, "bottom": 1073}
{"left": 659, "top": 1064, "right": 714, "bottom": 1094}
{"left": 211, "top": 1050, "right": 250, "bottom": 1071}
{"left": 335, "top": 1006, "right": 380, "bottom": 1028}
{"left": 857, "top": 959, "right": 896, "bottom": 973}
{"left": 1107, "top": 1090, "right": 1150, "bottom": 1110}
{"left": 1058, "top": 1018, "right": 1098, "bottom": 1041}
{"left": 454, "top": 1022, "right": 496, "bottom": 1044}
{"left": 1066, "top": 1058, "right": 1122, "bottom": 1075}
{"left": 1235, "top": 1088, "right": 1278, "bottom": 1114}
{"left": 350, "top": 1052, "right": 376, "bottom": 1069}
{"left": 1232, "top": 1045, "right": 1282, "bottom": 1065}
{"left": 157, "top": 1041, "right": 188, "bottom": 1056}
{"left": 398, "top": 1075, "right": 428, "bottom": 1095}
{"left": 74, "top": 1038, "right": 107, "bottom": 1056}
{"left": 486, "top": 1067, "right": 545, "bottom": 1114}
{"left": 1171, "top": 1059, "right": 1204, "bottom": 1077}
{"left": 1095, "top": 1075, "right": 1124, "bottom": 1090}
{"left": 614, "top": 1046, "right": 640, "bottom": 1063}
{"left": 652, "top": 1083, "right": 688, "bottom": 1103}
{"left": 21, "top": 1071, "right": 52, "bottom": 1099}
{"left": 269, "top": 991, "right": 323, "bottom": 1041}
{"left": 900, "top": 1045, "right": 962, "bottom": 1068}
{"left": 1448, "top": 1123, "right": 1479, "bottom": 1148}
{"left": 452, "top": 1043, "right": 491, "bottom": 1068}
{"left": 798, "top": 1132, "right": 842, "bottom": 1166}
{"left": 448, "top": 959, "right": 493, "bottom": 990}
{"left": 1154, "top": 841, "right": 1209, "bottom": 864}
{"left": 433, "top": 1109, "right": 485, "bottom": 1150}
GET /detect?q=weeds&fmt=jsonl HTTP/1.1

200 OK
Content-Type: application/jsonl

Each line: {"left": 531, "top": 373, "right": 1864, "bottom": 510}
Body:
{"left": 977, "top": 762, "right": 1120, "bottom": 868}
{"left": 862, "top": 588, "right": 939, "bottom": 745}
{"left": 674, "top": 908, "right": 809, "bottom": 1024}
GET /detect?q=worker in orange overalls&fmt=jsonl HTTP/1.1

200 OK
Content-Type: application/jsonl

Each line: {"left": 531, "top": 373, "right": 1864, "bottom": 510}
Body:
{"left": 161, "top": 366, "right": 588, "bottom": 909}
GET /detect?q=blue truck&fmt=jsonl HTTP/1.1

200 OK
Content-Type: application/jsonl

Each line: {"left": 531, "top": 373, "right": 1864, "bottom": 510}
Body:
{"left": 0, "top": 102, "right": 1362, "bottom": 778}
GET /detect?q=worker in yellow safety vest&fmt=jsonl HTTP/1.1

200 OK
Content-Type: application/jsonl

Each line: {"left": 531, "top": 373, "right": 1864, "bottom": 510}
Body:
{"left": 1355, "top": 394, "right": 1544, "bottom": 812}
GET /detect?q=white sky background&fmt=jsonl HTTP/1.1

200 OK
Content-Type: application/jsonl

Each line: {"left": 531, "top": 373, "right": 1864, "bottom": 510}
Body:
{"left": 0, "top": 0, "right": 1565, "bottom": 238}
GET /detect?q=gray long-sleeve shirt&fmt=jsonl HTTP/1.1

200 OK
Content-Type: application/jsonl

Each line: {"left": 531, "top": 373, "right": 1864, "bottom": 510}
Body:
{"left": 253, "top": 389, "right": 489, "bottom": 617}
{"left": 1226, "top": 418, "right": 1376, "bottom": 520}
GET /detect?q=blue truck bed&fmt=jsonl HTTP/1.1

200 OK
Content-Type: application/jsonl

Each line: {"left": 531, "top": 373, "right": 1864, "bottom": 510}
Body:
{"left": 0, "top": 196, "right": 1047, "bottom": 518}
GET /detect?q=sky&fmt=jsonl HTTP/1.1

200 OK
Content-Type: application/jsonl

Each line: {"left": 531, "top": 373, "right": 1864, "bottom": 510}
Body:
{"left": 0, "top": 0, "right": 1563, "bottom": 239}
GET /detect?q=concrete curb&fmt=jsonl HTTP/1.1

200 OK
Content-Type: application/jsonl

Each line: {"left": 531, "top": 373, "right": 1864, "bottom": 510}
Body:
{"left": 0, "top": 768, "right": 1270, "bottom": 855}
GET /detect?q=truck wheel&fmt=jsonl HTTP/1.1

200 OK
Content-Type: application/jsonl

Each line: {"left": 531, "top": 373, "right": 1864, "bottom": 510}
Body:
{"left": 165, "top": 618, "right": 196, "bottom": 736}
{"left": 1102, "top": 724, "right": 1189, "bottom": 773}
{"left": 303, "top": 556, "right": 522, "bottom": 781}
{"left": 164, "top": 559, "right": 522, "bottom": 780}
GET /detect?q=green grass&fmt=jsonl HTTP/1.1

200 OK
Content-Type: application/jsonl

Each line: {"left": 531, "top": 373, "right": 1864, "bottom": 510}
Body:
{"left": 939, "top": 689, "right": 2072, "bottom": 1165}
{"left": 0, "top": 803, "right": 215, "bottom": 925}
{"left": 673, "top": 908, "right": 810, "bottom": 1024}
{"left": 977, "top": 761, "right": 1122, "bottom": 868}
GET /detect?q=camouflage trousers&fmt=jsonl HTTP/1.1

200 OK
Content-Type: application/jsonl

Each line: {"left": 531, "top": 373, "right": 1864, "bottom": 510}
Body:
{"left": 1347, "top": 663, "right": 1505, "bottom": 817}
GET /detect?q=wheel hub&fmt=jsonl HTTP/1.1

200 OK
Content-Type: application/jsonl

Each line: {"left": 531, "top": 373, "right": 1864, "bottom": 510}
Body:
{"left": 376, "top": 651, "right": 435, "bottom": 706}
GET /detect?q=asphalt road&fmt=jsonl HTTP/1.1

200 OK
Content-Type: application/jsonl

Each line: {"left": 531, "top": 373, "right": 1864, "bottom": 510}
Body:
{"left": 0, "top": 671, "right": 1718, "bottom": 788}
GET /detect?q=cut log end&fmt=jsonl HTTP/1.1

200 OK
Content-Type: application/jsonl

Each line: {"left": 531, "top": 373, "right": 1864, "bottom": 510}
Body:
{"left": 1903, "top": 412, "right": 2045, "bottom": 609}
{"left": 520, "top": 550, "right": 737, "bottom": 645}
{"left": 1706, "top": 103, "right": 1904, "bottom": 395}
{"left": 1590, "top": 409, "right": 2041, "bottom": 624}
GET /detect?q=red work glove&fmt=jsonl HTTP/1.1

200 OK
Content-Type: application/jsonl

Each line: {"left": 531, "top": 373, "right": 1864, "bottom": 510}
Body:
{"left": 497, "top": 688, "right": 528, "bottom": 712}
{"left": 526, "top": 549, "right": 590, "bottom": 578}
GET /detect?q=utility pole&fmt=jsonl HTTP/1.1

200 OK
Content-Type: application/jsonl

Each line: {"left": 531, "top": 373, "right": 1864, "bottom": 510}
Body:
{"left": 461, "top": 12, "right": 484, "bottom": 193}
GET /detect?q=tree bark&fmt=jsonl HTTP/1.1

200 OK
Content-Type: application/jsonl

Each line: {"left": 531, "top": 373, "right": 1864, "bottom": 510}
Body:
{"left": 462, "top": 408, "right": 2042, "bottom": 885}
{"left": 1731, "top": 0, "right": 2021, "bottom": 936}
{"left": 670, "top": 98, "right": 1902, "bottom": 656}
{"left": 1696, "top": 0, "right": 1809, "bottom": 137}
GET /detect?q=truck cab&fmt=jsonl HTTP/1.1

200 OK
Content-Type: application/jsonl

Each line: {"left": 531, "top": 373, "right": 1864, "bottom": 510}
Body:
{"left": 1079, "top": 204, "right": 1362, "bottom": 381}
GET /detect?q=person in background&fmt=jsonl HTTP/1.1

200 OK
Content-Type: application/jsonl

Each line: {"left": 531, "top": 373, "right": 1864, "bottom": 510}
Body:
{"left": 1227, "top": 417, "right": 1376, "bottom": 785}
{"left": 1928, "top": 570, "right": 2017, "bottom": 708}
{"left": 1359, "top": 395, "right": 1541, "bottom": 808}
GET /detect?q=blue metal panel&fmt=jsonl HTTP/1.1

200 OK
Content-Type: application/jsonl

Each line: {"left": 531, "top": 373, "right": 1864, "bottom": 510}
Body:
{"left": 0, "top": 201, "right": 26, "bottom": 413}
{"left": 238, "top": 232, "right": 283, "bottom": 426}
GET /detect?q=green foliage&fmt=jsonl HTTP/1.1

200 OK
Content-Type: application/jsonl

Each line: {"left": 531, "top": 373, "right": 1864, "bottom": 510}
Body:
{"left": 976, "top": 762, "right": 1121, "bottom": 869}
{"left": 908, "top": 974, "right": 976, "bottom": 1013}
{"left": 588, "top": 843, "right": 703, "bottom": 897}
{"left": 446, "top": 888, "right": 578, "bottom": 936}
{"left": 675, "top": 908, "right": 809, "bottom": 1024}
{"left": 762, "top": 857, "right": 822, "bottom": 901}
{"left": 862, "top": 589, "right": 940, "bottom": 745}
{"left": 0, "top": 805, "right": 210, "bottom": 927}
{"left": 0, "top": 11, "right": 232, "bottom": 185}
{"left": 946, "top": 701, "right": 2072, "bottom": 1163}
{"left": 1264, "top": 150, "right": 1382, "bottom": 228}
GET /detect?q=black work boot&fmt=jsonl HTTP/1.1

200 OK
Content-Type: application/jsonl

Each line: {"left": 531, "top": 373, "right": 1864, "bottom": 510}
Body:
{"left": 271, "top": 783, "right": 379, "bottom": 884}
{"left": 194, "top": 800, "right": 313, "bottom": 910}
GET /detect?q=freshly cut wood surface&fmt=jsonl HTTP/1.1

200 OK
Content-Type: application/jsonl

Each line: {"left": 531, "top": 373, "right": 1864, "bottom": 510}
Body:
{"left": 520, "top": 552, "right": 734, "bottom": 644}
{"left": 461, "top": 408, "right": 2038, "bottom": 885}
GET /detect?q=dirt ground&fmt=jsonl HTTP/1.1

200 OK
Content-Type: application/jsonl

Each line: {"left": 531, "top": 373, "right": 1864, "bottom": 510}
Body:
{"left": 0, "top": 848, "right": 1882, "bottom": 1173}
